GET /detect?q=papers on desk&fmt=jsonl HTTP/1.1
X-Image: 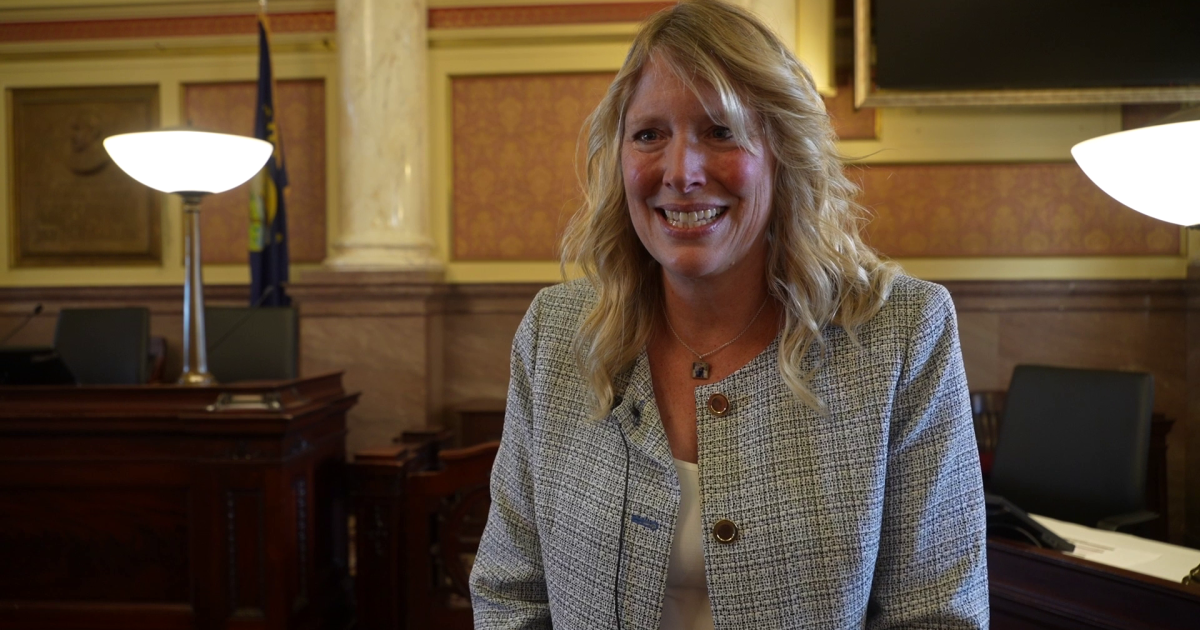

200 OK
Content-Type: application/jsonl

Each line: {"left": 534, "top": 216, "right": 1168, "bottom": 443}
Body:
{"left": 1031, "top": 514, "right": 1200, "bottom": 583}
{"left": 1061, "top": 537, "right": 1160, "bottom": 568}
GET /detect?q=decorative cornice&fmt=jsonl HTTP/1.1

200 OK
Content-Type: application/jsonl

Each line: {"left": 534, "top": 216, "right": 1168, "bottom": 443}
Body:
{"left": 0, "top": 11, "right": 334, "bottom": 43}
{"left": 0, "top": 1, "right": 333, "bottom": 23}
{"left": 0, "top": 2, "right": 667, "bottom": 43}
{"left": 428, "top": 2, "right": 672, "bottom": 29}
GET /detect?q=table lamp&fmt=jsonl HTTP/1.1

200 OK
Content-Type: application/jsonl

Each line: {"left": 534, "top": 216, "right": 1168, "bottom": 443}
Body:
{"left": 103, "top": 130, "right": 273, "bottom": 386}
{"left": 1072, "top": 108, "right": 1200, "bottom": 226}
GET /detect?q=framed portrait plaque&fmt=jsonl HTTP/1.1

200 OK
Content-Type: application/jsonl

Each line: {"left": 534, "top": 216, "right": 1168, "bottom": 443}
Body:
{"left": 9, "top": 85, "right": 161, "bottom": 267}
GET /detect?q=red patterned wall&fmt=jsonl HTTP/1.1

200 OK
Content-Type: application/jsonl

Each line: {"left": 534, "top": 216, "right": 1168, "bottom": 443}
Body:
{"left": 856, "top": 163, "right": 1179, "bottom": 257}
{"left": 183, "top": 79, "right": 327, "bottom": 264}
{"left": 452, "top": 73, "right": 613, "bottom": 260}
{"left": 452, "top": 74, "right": 1166, "bottom": 262}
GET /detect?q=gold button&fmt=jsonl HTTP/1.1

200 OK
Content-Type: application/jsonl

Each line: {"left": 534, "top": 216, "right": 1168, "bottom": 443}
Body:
{"left": 712, "top": 519, "right": 738, "bottom": 543}
{"left": 707, "top": 393, "right": 730, "bottom": 416}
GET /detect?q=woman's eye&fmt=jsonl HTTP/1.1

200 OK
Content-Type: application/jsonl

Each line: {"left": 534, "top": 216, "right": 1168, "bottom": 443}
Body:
{"left": 632, "top": 129, "right": 659, "bottom": 142}
{"left": 711, "top": 126, "right": 734, "bottom": 140}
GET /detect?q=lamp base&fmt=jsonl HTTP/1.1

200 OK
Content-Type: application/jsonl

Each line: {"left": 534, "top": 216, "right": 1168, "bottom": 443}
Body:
{"left": 179, "top": 370, "right": 216, "bottom": 386}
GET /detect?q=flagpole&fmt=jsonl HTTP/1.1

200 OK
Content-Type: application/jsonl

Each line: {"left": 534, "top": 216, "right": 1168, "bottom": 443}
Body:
{"left": 250, "top": 0, "right": 291, "bottom": 307}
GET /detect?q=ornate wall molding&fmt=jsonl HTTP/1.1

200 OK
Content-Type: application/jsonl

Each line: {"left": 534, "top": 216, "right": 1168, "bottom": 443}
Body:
{"left": 0, "top": 12, "right": 334, "bottom": 44}
{"left": 429, "top": 2, "right": 671, "bottom": 29}
{"left": 0, "top": 1, "right": 333, "bottom": 23}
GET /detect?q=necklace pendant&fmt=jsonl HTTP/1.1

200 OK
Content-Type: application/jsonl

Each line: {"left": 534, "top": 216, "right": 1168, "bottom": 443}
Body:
{"left": 691, "top": 361, "right": 711, "bottom": 380}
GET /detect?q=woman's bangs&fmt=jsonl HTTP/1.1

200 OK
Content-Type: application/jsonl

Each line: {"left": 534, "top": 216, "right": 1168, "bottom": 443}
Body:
{"left": 658, "top": 48, "right": 758, "bottom": 153}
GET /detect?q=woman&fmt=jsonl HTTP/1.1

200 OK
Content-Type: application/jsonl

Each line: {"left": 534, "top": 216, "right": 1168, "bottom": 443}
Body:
{"left": 469, "top": 1, "right": 988, "bottom": 627}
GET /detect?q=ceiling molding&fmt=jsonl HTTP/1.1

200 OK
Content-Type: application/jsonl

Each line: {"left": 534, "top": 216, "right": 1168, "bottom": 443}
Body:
{"left": 0, "top": 0, "right": 333, "bottom": 23}
{"left": 0, "top": 31, "right": 333, "bottom": 62}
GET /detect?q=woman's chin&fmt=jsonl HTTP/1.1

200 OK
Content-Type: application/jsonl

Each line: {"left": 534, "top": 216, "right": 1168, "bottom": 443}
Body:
{"left": 657, "top": 257, "right": 728, "bottom": 284}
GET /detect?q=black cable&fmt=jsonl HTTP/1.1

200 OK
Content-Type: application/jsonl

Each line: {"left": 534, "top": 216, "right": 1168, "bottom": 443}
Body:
{"left": 0, "top": 303, "right": 43, "bottom": 347}
{"left": 612, "top": 398, "right": 631, "bottom": 630}
{"left": 989, "top": 523, "right": 1041, "bottom": 548}
{"left": 207, "top": 286, "right": 274, "bottom": 353}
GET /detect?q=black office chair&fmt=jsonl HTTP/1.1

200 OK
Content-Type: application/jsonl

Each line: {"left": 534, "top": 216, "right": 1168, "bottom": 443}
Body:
{"left": 54, "top": 307, "right": 150, "bottom": 385}
{"left": 205, "top": 307, "right": 298, "bottom": 383}
{"left": 989, "top": 364, "right": 1158, "bottom": 532}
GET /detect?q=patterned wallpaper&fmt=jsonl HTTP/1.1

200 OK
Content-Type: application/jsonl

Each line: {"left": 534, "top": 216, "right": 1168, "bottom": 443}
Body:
{"left": 183, "top": 79, "right": 327, "bottom": 264}
{"left": 856, "top": 163, "right": 1179, "bottom": 257}
{"left": 452, "top": 73, "right": 886, "bottom": 261}
{"left": 452, "top": 73, "right": 614, "bottom": 260}
{"left": 450, "top": 73, "right": 1178, "bottom": 261}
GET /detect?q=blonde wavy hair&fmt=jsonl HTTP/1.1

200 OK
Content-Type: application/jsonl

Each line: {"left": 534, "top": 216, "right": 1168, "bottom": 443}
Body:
{"left": 561, "top": 0, "right": 899, "bottom": 417}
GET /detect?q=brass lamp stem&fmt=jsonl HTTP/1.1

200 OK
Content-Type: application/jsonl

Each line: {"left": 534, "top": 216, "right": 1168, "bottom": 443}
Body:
{"left": 179, "top": 192, "right": 215, "bottom": 386}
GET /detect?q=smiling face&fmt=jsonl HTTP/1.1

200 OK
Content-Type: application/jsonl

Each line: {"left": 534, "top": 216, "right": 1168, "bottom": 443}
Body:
{"left": 621, "top": 54, "right": 774, "bottom": 289}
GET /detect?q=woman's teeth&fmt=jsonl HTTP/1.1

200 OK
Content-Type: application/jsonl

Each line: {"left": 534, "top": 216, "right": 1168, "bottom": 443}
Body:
{"left": 663, "top": 208, "right": 723, "bottom": 228}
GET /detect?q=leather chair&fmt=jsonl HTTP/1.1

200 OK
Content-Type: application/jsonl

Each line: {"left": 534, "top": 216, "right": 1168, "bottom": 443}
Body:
{"left": 204, "top": 306, "right": 298, "bottom": 383}
{"left": 988, "top": 364, "right": 1157, "bottom": 532}
{"left": 53, "top": 307, "right": 150, "bottom": 385}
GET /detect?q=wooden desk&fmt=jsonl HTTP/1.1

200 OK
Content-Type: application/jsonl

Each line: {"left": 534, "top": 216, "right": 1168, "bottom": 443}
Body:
{"left": 989, "top": 538, "right": 1200, "bottom": 629}
{"left": 0, "top": 373, "right": 359, "bottom": 630}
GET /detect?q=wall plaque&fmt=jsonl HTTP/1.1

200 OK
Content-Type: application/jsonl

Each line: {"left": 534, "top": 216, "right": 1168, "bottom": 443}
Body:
{"left": 9, "top": 85, "right": 160, "bottom": 267}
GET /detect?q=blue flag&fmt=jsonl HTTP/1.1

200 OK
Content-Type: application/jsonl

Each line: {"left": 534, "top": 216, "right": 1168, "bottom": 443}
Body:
{"left": 249, "top": 14, "right": 290, "bottom": 307}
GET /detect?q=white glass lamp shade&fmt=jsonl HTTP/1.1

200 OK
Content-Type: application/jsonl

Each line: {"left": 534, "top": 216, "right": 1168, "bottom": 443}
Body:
{"left": 1071, "top": 120, "right": 1200, "bottom": 226}
{"left": 103, "top": 130, "right": 273, "bottom": 194}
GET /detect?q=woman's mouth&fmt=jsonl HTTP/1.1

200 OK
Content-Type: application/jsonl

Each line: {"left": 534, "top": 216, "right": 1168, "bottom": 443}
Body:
{"left": 659, "top": 207, "right": 726, "bottom": 229}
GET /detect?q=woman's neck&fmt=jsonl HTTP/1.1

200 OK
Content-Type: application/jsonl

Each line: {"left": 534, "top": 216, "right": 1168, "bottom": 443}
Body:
{"left": 659, "top": 268, "right": 776, "bottom": 350}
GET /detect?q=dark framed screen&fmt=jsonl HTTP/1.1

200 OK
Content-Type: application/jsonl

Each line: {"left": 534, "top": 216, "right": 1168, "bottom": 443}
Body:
{"left": 874, "top": 0, "right": 1200, "bottom": 91}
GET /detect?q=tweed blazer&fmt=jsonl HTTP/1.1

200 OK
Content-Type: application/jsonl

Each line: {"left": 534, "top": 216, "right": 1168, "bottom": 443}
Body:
{"left": 470, "top": 275, "right": 989, "bottom": 629}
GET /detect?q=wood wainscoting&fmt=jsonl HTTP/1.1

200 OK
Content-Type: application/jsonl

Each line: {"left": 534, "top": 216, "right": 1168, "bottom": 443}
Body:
{"left": 2, "top": 278, "right": 1199, "bottom": 546}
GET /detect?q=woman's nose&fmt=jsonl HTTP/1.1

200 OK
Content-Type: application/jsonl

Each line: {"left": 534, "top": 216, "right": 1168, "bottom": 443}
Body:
{"left": 662, "top": 138, "right": 706, "bottom": 194}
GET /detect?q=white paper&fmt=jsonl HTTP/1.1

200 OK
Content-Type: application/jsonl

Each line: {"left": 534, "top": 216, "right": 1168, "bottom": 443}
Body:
{"left": 1060, "top": 537, "right": 1161, "bottom": 569}
{"left": 1030, "top": 514, "right": 1200, "bottom": 582}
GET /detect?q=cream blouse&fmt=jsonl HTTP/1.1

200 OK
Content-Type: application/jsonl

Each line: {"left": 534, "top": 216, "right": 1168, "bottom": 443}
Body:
{"left": 660, "top": 459, "right": 715, "bottom": 630}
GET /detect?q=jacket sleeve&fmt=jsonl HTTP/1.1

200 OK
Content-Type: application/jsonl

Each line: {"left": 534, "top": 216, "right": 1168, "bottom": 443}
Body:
{"left": 469, "top": 293, "right": 552, "bottom": 629}
{"left": 867, "top": 286, "right": 990, "bottom": 629}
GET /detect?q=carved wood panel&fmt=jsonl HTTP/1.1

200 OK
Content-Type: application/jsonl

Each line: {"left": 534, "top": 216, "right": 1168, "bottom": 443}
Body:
{"left": 0, "top": 469, "right": 189, "bottom": 602}
{"left": 226, "top": 489, "right": 265, "bottom": 617}
{"left": 9, "top": 85, "right": 161, "bottom": 267}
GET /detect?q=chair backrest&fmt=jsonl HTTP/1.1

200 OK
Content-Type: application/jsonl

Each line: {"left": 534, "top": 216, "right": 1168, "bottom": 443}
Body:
{"left": 970, "top": 391, "right": 1006, "bottom": 454}
{"left": 989, "top": 364, "right": 1154, "bottom": 527}
{"left": 204, "top": 307, "right": 298, "bottom": 383}
{"left": 146, "top": 336, "right": 167, "bottom": 383}
{"left": 53, "top": 307, "right": 150, "bottom": 385}
{"left": 404, "top": 441, "right": 499, "bottom": 630}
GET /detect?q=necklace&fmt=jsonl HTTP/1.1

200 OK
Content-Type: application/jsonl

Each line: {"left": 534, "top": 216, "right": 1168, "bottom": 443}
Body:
{"left": 663, "top": 297, "right": 769, "bottom": 380}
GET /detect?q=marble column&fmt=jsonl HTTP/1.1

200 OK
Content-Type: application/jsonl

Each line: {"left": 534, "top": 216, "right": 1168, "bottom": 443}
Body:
{"left": 738, "top": 0, "right": 836, "bottom": 95}
{"left": 737, "top": 0, "right": 797, "bottom": 52}
{"left": 328, "top": 0, "right": 440, "bottom": 271}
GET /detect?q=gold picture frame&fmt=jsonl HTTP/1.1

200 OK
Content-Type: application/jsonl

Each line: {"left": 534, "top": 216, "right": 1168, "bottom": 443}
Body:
{"left": 854, "top": 0, "right": 1200, "bottom": 108}
{"left": 9, "top": 85, "right": 161, "bottom": 267}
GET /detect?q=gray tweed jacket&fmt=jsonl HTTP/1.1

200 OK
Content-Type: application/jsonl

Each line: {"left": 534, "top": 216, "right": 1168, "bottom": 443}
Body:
{"left": 470, "top": 276, "right": 989, "bottom": 629}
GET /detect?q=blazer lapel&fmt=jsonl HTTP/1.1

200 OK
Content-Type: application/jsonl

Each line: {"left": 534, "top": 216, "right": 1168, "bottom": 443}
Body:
{"left": 613, "top": 350, "right": 673, "bottom": 470}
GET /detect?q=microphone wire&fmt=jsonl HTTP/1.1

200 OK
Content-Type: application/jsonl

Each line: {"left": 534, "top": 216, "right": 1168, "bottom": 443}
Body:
{"left": 0, "top": 303, "right": 43, "bottom": 347}
{"left": 207, "top": 285, "right": 275, "bottom": 353}
{"left": 612, "top": 400, "right": 631, "bottom": 630}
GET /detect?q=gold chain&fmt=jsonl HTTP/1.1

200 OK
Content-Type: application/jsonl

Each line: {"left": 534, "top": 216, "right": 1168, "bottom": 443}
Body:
{"left": 664, "top": 297, "right": 769, "bottom": 362}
